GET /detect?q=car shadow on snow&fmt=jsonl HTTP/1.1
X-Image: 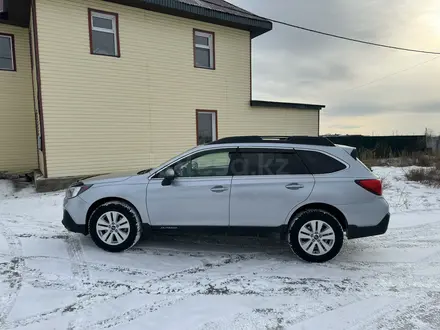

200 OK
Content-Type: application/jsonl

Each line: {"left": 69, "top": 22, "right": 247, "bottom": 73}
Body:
{"left": 78, "top": 231, "right": 376, "bottom": 265}
{"left": 132, "top": 233, "right": 294, "bottom": 259}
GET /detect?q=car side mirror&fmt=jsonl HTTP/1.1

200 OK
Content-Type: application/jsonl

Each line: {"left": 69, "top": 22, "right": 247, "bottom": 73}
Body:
{"left": 162, "top": 168, "right": 176, "bottom": 186}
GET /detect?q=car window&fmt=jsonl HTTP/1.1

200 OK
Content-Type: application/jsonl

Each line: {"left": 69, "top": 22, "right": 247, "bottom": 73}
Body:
{"left": 159, "top": 151, "right": 232, "bottom": 178}
{"left": 297, "top": 150, "right": 346, "bottom": 174}
{"left": 230, "top": 150, "right": 309, "bottom": 176}
{"left": 152, "top": 146, "right": 198, "bottom": 173}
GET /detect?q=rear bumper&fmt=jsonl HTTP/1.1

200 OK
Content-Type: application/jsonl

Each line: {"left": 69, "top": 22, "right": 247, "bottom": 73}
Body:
{"left": 62, "top": 210, "right": 87, "bottom": 235}
{"left": 346, "top": 213, "right": 390, "bottom": 239}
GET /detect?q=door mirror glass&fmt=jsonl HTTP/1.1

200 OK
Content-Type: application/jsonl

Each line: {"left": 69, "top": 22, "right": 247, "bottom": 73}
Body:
{"left": 191, "top": 160, "right": 199, "bottom": 171}
{"left": 162, "top": 168, "right": 176, "bottom": 186}
{"left": 164, "top": 168, "right": 175, "bottom": 180}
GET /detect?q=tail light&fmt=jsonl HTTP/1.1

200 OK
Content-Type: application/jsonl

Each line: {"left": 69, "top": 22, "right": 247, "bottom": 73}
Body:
{"left": 355, "top": 179, "right": 382, "bottom": 196}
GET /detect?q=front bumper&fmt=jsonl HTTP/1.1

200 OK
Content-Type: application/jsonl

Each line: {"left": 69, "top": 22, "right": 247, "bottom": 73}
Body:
{"left": 346, "top": 213, "right": 390, "bottom": 239}
{"left": 62, "top": 210, "right": 87, "bottom": 235}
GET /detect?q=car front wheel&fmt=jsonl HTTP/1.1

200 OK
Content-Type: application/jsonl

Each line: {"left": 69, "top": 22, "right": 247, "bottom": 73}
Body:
{"left": 88, "top": 201, "right": 142, "bottom": 252}
{"left": 288, "top": 209, "right": 344, "bottom": 262}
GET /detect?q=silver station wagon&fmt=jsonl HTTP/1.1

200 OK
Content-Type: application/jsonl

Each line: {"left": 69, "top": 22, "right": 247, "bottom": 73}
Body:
{"left": 62, "top": 136, "right": 389, "bottom": 262}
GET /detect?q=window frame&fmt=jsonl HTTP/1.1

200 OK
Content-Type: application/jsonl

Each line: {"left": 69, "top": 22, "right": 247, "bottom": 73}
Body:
{"left": 193, "top": 29, "right": 215, "bottom": 70}
{"left": 88, "top": 8, "right": 120, "bottom": 58}
{"left": 196, "top": 109, "right": 218, "bottom": 145}
{"left": 153, "top": 148, "right": 236, "bottom": 179}
{"left": 0, "top": 33, "right": 16, "bottom": 72}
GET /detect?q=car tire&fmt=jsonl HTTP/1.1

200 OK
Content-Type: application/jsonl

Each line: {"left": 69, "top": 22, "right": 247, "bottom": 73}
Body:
{"left": 88, "top": 201, "right": 143, "bottom": 253}
{"left": 288, "top": 209, "right": 344, "bottom": 263}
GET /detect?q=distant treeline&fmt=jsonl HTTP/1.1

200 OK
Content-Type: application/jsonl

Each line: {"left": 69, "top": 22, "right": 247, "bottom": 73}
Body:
{"left": 326, "top": 135, "right": 427, "bottom": 158}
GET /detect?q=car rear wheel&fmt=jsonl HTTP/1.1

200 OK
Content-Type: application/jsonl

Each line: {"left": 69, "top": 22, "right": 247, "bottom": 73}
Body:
{"left": 288, "top": 209, "right": 344, "bottom": 262}
{"left": 88, "top": 201, "right": 142, "bottom": 252}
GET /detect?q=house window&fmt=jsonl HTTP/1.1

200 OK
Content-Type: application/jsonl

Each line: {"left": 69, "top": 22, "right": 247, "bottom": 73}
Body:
{"left": 194, "top": 29, "right": 215, "bottom": 69}
{"left": 0, "top": 33, "right": 15, "bottom": 71}
{"left": 196, "top": 110, "right": 217, "bottom": 145}
{"left": 88, "top": 9, "right": 120, "bottom": 57}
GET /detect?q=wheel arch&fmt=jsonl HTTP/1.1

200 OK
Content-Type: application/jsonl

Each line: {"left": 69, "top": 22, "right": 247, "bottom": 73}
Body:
{"left": 285, "top": 203, "right": 348, "bottom": 238}
{"left": 85, "top": 197, "right": 142, "bottom": 235}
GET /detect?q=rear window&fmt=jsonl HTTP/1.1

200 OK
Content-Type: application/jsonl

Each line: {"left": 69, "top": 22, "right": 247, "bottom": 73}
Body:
{"left": 297, "top": 150, "right": 346, "bottom": 174}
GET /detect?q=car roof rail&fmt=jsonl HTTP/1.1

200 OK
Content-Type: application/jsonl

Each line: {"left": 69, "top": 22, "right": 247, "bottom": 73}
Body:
{"left": 285, "top": 136, "right": 335, "bottom": 146}
{"left": 210, "top": 136, "right": 335, "bottom": 146}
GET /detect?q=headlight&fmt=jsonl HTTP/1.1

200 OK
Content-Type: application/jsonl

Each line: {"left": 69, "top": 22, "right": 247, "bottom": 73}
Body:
{"left": 65, "top": 183, "right": 92, "bottom": 199}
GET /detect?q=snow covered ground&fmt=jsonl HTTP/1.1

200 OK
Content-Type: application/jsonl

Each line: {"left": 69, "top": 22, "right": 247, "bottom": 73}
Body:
{"left": 1, "top": 167, "right": 440, "bottom": 330}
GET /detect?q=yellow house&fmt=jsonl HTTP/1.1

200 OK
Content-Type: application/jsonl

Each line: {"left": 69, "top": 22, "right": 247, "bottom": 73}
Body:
{"left": 0, "top": 0, "right": 324, "bottom": 188}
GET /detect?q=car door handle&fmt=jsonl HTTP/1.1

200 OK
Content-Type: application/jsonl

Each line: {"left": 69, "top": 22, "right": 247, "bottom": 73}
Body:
{"left": 210, "top": 185, "right": 228, "bottom": 193}
{"left": 285, "top": 183, "right": 304, "bottom": 190}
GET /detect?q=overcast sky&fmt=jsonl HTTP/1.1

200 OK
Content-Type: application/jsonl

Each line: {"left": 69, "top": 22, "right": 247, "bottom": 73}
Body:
{"left": 231, "top": 0, "right": 440, "bottom": 135}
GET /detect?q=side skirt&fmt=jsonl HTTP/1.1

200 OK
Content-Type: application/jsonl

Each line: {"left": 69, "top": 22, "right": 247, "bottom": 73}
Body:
{"left": 145, "top": 225, "right": 288, "bottom": 239}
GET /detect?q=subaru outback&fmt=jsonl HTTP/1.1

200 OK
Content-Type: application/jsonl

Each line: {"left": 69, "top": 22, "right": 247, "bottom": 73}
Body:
{"left": 62, "top": 136, "right": 390, "bottom": 262}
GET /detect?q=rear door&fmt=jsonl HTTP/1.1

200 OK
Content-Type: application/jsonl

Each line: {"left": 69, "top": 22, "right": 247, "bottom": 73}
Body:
{"left": 229, "top": 148, "right": 315, "bottom": 228}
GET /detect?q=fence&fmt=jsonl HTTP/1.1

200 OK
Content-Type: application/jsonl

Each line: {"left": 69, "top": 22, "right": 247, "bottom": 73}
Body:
{"left": 325, "top": 135, "right": 429, "bottom": 158}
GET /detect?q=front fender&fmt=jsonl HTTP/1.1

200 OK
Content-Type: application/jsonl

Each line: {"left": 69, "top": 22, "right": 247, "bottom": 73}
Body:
{"left": 80, "top": 183, "right": 151, "bottom": 225}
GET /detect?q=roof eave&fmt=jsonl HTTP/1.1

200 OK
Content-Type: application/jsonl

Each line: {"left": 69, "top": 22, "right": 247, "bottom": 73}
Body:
{"left": 251, "top": 100, "right": 326, "bottom": 111}
{"left": 104, "top": 0, "right": 272, "bottom": 38}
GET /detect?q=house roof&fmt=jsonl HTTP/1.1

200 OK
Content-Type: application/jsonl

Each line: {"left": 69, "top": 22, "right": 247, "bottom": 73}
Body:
{"left": 105, "top": 0, "right": 273, "bottom": 38}
{"left": 1, "top": 0, "right": 272, "bottom": 37}
{"left": 251, "top": 100, "right": 326, "bottom": 111}
{"left": 177, "top": 0, "right": 263, "bottom": 21}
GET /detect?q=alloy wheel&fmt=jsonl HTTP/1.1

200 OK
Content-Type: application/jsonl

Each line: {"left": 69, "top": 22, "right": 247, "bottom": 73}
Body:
{"left": 298, "top": 220, "right": 336, "bottom": 256}
{"left": 96, "top": 211, "right": 131, "bottom": 246}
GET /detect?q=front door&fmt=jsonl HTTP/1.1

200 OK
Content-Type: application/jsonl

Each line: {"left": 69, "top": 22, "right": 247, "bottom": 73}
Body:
{"left": 229, "top": 148, "right": 315, "bottom": 227}
{"left": 146, "top": 149, "right": 233, "bottom": 227}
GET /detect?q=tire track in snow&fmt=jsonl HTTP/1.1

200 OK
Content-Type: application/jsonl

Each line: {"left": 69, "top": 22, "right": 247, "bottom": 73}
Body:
{"left": 0, "top": 222, "right": 24, "bottom": 328}
{"left": 65, "top": 234, "right": 92, "bottom": 330}
{"left": 2, "top": 254, "right": 156, "bottom": 277}
{"left": 72, "top": 296, "right": 187, "bottom": 330}
{"left": 71, "top": 256, "right": 366, "bottom": 329}
{"left": 7, "top": 253, "right": 255, "bottom": 329}
{"left": 66, "top": 235, "right": 91, "bottom": 289}
{"left": 29, "top": 278, "right": 78, "bottom": 292}
{"left": 286, "top": 295, "right": 411, "bottom": 330}
{"left": 414, "top": 247, "right": 440, "bottom": 264}
{"left": 354, "top": 294, "right": 440, "bottom": 330}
